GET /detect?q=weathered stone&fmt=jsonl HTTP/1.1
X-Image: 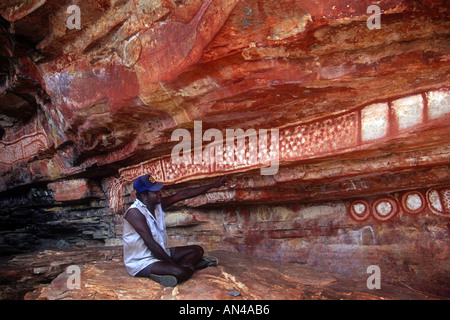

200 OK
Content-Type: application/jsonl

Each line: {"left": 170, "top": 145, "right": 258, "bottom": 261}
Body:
{"left": 48, "top": 179, "right": 103, "bottom": 202}
{"left": 24, "top": 249, "right": 445, "bottom": 300}
{"left": 0, "top": 0, "right": 449, "bottom": 300}
{"left": 0, "top": 247, "right": 122, "bottom": 300}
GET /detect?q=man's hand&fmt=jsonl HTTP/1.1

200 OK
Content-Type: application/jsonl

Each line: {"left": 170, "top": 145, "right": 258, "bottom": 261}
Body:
{"left": 212, "top": 175, "right": 228, "bottom": 188}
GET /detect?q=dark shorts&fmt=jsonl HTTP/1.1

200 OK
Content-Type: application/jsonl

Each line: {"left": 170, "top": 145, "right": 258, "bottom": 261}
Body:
{"left": 135, "top": 247, "right": 175, "bottom": 278}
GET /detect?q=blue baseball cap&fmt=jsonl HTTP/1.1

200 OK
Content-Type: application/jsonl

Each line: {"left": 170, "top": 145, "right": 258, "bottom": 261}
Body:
{"left": 133, "top": 174, "right": 164, "bottom": 193}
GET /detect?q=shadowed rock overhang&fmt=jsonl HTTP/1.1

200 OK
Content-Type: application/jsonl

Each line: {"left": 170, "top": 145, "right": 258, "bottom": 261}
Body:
{"left": 0, "top": 0, "right": 449, "bottom": 299}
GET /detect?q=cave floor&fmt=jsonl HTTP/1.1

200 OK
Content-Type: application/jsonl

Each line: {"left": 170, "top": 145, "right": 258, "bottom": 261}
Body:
{"left": 0, "top": 247, "right": 446, "bottom": 300}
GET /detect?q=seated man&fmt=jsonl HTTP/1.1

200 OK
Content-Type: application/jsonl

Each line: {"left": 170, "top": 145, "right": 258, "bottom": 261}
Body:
{"left": 123, "top": 174, "right": 227, "bottom": 287}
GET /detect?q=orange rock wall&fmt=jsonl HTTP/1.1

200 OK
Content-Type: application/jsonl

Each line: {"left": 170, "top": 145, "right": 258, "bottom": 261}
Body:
{"left": 0, "top": 0, "right": 449, "bottom": 296}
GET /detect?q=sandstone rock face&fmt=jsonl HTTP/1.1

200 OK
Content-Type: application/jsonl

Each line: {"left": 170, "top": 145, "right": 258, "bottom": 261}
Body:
{"left": 0, "top": 0, "right": 449, "bottom": 298}
{"left": 21, "top": 249, "right": 444, "bottom": 300}
{"left": 0, "top": 246, "right": 122, "bottom": 300}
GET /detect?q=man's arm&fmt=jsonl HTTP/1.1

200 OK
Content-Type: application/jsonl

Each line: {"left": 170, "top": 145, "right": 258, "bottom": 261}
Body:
{"left": 124, "top": 208, "right": 175, "bottom": 264}
{"left": 161, "top": 176, "right": 228, "bottom": 210}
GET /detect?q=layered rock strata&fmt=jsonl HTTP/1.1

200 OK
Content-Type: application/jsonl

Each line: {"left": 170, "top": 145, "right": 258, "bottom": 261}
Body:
{"left": 0, "top": 0, "right": 449, "bottom": 299}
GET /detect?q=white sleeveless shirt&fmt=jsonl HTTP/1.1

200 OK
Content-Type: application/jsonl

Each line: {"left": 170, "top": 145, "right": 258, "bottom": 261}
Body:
{"left": 122, "top": 199, "right": 170, "bottom": 276}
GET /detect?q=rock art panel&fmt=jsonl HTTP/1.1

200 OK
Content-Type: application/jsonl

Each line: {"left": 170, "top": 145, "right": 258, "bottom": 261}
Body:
{"left": 427, "top": 188, "right": 450, "bottom": 217}
{"left": 107, "top": 88, "right": 450, "bottom": 214}
{"left": 371, "top": 196, "right": 399, "bottom": 222}
{"left": 348, "top": 187, "right": 450, "bottom": 222}
{"left": 401, "top": 191, "right": 426, "bottom": 214}
{"left": 348, "top": 200, "right": 371, "bottom": 222}
{"left": 0, "top": 115, "right": 50, "bottom": 167}
{"left": 361, "top": 103, "right": 388, "bottom": 142}
{"left": 426, "top": 90, "right": 450, "bottom": 120}
{"left": 0, "top": 0, "right": 449, "bottom": 195}
{"left": 0, "top": 0, "right": 449, "bottom": 298}
{"left": 48, "top": 179, "right": 92, "bottom": 202}
{"left": 392, "top": 95, "right": 424, "bottom": 131}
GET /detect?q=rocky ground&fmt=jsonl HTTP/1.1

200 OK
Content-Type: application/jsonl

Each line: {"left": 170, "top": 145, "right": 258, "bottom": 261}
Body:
{"left": 0, "top": 247, "right": 446, "bottom": 300}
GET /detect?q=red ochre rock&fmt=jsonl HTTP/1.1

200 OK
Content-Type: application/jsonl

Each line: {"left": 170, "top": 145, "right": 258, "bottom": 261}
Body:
{"left": 1, "top": 0, "right": 449, "bottom": 301}
{"left": 47, "top": 179, "right": 103, "bottom": 202}
{"left": 1, "top": 0, "right": 449, "bottom": 194}
{"left": 24, "top": 249, "right": 443, "bottom": 300}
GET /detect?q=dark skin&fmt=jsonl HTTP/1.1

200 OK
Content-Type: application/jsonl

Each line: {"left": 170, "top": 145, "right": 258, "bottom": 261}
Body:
{"left": 124, "top": 176, "right": 228, "bottom": 282}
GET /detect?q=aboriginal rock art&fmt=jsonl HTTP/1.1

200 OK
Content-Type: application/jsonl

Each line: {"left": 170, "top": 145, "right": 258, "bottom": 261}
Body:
{"left": 348, "top": 188, "right": 450, "bottom": 222}
{"left": 0, "top": 0, "right": 449, "bottom": 299}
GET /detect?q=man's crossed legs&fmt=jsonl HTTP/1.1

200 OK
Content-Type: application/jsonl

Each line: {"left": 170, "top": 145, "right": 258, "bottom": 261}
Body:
{"left": 136, "top": 245, "right": 217, "bottom": 286}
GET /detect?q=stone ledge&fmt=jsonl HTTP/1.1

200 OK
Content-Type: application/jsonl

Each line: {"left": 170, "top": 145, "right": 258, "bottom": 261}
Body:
{"left": 0, "top": 247, "right": 122, "bottom": 300}
{"left": 24, "top": 250, "right": 444, "bottom": 300}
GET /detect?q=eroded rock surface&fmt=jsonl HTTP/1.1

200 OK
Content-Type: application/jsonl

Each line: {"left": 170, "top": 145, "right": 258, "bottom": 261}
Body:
{"left": 23, "top": 249, "right": 444, "bottom": 300}
{"left": 0, "top": 0, "right": 449, "bottom": 299}
{"left": 0, "top": 246, "right": 122, "bottom": 299}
